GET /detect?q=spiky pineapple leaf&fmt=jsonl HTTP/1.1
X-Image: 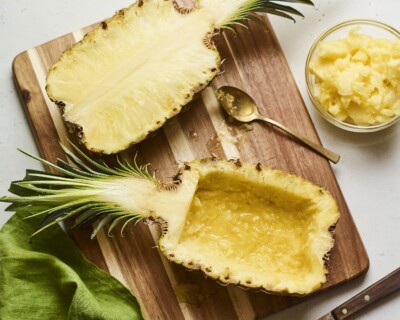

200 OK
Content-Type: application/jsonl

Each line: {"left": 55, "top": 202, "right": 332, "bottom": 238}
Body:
{"left": 222, "top": 0, "right": 313, "bottom": 29}
{"left": 257, "top": 8, "right": 297, "bottom": 22}
{"left": 92, "top": 215, "right": 115, "bottom": 239}
{"left": 257, "top": 3, "right": 305, "bottom": 17}
{"left": 5, "top": 203, "right": 51, "bottom": 214}
{"left": 38, "top": 210, "right": 69, "bottom": 229}
{"left": 272, "top": 0, "right": 313, "bottom": 4}
{"left": 1, "top": 143, "right": 154, "bottom": 238}
{"left": 56, "top": 159, "right": 100, "bottom": 178}
{"left": 61, "top": 144, "right": 107, "bottom": 175}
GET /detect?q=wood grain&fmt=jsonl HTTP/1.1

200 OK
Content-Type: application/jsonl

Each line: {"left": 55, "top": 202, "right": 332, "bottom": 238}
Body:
{"left": 331, "top": 267, "right": 400, "bottom": 320}
{"left": 12, "top": 17, "right": 369, "bottom": 319}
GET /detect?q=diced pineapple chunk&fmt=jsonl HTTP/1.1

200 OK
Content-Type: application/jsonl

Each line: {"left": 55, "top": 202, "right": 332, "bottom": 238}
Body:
{"left": 352, "top": 50, "right": 369, "bottom": 63}
{"left": 309, "top": 28, "right": 400, "bottom": 126}
{"left": 318, "top": 41, "right": 348, "bottom": 59}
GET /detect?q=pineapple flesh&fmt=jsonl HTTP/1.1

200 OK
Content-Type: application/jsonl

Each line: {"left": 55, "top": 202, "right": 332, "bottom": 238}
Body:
{"left": 1, "top": 146, "right": 339, "bottom": 295}
{"left": 161, "top": 160, "right": 339, "bottom": 294}
{"left": 46, "top": 0, "right": 313, "bottom": 154}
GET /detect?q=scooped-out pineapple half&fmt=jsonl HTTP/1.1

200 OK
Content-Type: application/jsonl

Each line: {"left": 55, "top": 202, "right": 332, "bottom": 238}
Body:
{"left": 1, "top": 144, "right": 340, "bottom": 295}
{"left": 46, "top": 0, "right": 313, "bottom": 154}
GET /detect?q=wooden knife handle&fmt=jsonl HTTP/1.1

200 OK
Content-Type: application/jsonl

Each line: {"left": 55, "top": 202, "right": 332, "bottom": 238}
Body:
{"left": 331, "top": 267, "right": 400, "bottom": 320}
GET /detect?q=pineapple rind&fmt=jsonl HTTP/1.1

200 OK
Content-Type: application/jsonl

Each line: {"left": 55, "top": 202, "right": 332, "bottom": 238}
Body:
{"left": 158, "top": 159, "right": 340, "bottom": 295}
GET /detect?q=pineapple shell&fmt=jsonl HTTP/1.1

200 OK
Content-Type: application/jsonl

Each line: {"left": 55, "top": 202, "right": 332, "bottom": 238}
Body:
{"left": 1, "top": 145, "right": 339, "bottom": 295}
{"left": 159, "top": 159, "right": 339, "bottom": 295}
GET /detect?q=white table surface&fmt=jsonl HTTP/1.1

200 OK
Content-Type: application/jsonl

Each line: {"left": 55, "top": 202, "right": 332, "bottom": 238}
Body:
{"left": 0, "top": 1, "right": 399, "bottom": 319}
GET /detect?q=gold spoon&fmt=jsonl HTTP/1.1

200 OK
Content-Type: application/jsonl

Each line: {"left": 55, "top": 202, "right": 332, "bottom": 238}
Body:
{"left": 215, "top": 86, "right": 340, "bottom": 164}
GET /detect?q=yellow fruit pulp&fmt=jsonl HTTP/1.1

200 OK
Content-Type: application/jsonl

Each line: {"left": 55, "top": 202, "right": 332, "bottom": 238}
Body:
{"left": 310, "top": 28, "right": 400, "bottom": 126}
{"left": 175, "top": 170, "right": 328, "bottom": 294}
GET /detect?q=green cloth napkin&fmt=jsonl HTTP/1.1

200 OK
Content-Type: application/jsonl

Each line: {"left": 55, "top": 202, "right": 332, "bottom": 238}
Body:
{"left": 0, "top": 212, "right": 144, "bottom": 320}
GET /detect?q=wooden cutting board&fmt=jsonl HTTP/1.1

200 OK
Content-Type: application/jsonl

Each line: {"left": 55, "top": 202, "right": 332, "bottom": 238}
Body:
{"left": 12, "top": 16, "right": 369, "bottom": 320}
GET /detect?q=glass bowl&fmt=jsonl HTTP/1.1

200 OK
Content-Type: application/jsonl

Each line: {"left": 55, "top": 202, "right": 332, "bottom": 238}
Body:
{"left": 305, "top": 19, "right": 400, "bottom": 132}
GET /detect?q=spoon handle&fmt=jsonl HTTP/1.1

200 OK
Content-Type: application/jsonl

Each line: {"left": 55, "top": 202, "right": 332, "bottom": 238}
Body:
{"left": 258, "top": 116, "right": 340, "bottom": 164}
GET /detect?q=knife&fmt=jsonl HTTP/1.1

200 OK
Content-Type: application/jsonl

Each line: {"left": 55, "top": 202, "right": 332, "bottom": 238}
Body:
{"left": 317, "top": 267, "right": 400, "bottom": 320}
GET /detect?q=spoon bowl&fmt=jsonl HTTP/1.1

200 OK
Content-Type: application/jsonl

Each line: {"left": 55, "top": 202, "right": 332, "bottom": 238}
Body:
{"left": 215, "top": 86, "right": 340, "bottom": 164}
{"left": 216, "top": 86, "right": 259, "bottom": 121}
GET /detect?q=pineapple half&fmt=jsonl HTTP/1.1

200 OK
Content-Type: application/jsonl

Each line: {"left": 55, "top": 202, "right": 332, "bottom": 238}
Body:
{"left": 1, "top": 144, "right": 340, "bottom": 295}
{"left": 46, "top": 0, "right": 313, "bottom": 154}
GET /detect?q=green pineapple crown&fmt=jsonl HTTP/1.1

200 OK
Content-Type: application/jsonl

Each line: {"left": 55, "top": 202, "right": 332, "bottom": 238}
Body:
{"left": 1, "top": 143, "right": 156, "bottom": 239}
{"left": 222, "top": 0, "right": 314, "bottom": 30}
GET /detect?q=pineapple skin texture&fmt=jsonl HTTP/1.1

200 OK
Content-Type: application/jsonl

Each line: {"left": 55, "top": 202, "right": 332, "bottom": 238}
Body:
{"left": 46, "top": 0, "right": 221, "bottom": 154}
{"left": 157, "top": 159, "right": 340, "bottom": 295}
